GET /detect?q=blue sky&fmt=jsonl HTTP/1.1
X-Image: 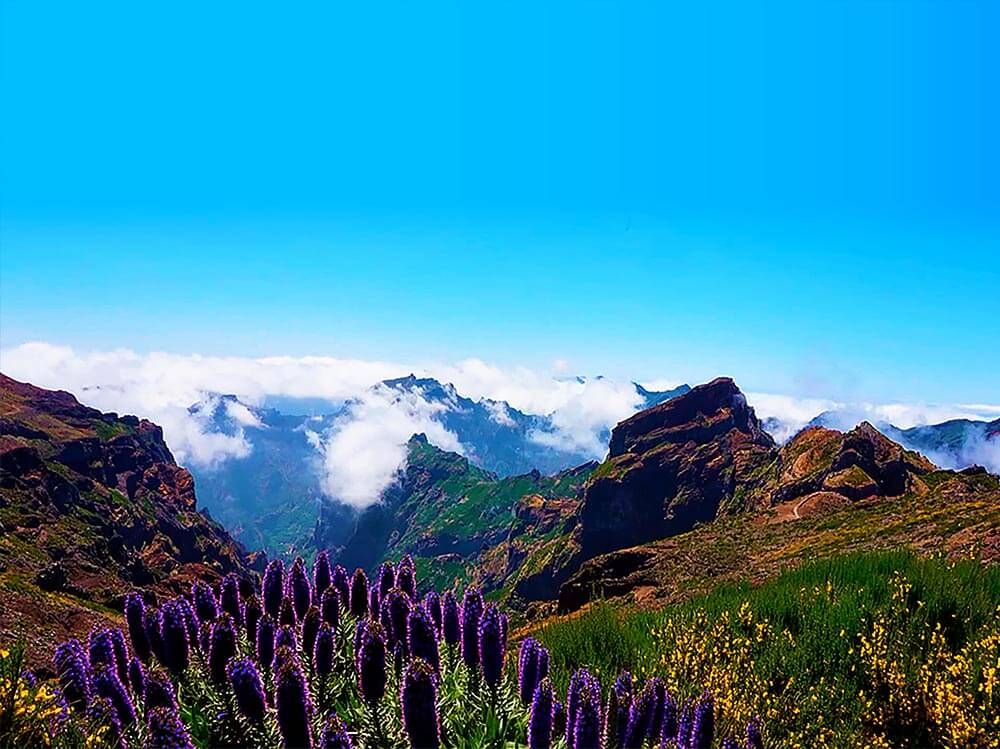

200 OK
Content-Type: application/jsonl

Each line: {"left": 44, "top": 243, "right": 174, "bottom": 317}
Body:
{"left": 1, "top": 1, "right": 997, "bottom": 404}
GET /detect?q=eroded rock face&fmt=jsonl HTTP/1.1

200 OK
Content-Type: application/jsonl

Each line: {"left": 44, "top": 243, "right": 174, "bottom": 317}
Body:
{"left": 576, "top": 377, "right": 776, "bottom": 560}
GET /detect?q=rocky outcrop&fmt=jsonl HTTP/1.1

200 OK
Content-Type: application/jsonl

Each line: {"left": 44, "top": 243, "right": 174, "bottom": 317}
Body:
{"left": 576, "top": 377, "right": 777, "bottom": 561}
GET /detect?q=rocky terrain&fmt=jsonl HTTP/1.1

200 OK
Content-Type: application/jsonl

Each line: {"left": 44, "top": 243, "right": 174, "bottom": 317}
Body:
{"left": 0, "top": 374, "right": 252, "bottom": 664}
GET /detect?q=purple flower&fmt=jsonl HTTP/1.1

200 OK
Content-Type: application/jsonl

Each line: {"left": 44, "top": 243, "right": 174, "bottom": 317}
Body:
{"left": 381, "top": 588, "right": 412, "bottom": 654}
{"left": 396, "top": 555, "right": 417, "bottom": 599}
{"left": 193, "top": 580, "right": 220, "bottom": 623}
{"left": 320, "top": 587, "right": 340, "bottom": 630}
{"left": 478, "top": 604, "right": 506, "bottom": 688}
{"left": 276, "top": 624, "right": 299, "bottom": 659}
{"left": 178, "top": 596, "right": 200, "bottom": 649}
{"left": 460, "top": 588, "right": 484, "bottom": 670}
{"left": 257, "top": 615, "right": 277, "bottom": 670}
{"left": 144, "top": 668, "right": 178, "bottom": 712}
{"left": 244, "top": 594, "right": 263, "bottom": 643}
{"left": 518, "top": 638, "right": 549, "bottom": 705}
{"left": 313, "top": 551, "right": 333, "bottom": 602}
{"left": 660, "top": 693, "right": 678, "bottom": 743}
{"left": 288, "top": 556, "right": 313, "bottom": 622}
{"left": 319, "top": 712, "right": 354, "bottom": 749}
{"left": 423, "top": 591, "right": 443, "bottom": 634}
{"left": 275, "top": 654, "right": 313, "bottom": 748}
{"left": 108, "top": 628, "right": 130, "bottom": 685}
{"left": 209, "top": 614, "right": 238, "bottom": 684}
{"left": 87, "top": 697, "right": 122, "bottom": 747}
{"left": 146, "top": 608, "right": 165, "bottom": 665}
{"left": 408, "top": 605, "right": 440, "bottom": 673}
{"left": 722, "top": 738, "right": 740, "bottom": 749}
{"left": 53, "top": 639, "right": 91, "bottom": 712}
{"left": 442, "top": 592, "right": 461, "bottom": 646}
{"left": 604, "top": 673, "right": 632, "bottom": 749}
{"left": 573, "top": 685, "right": 602, "bottom": 749}
{"left": 377, "top": 561, "right": 396, "bottom": 598}
{"left": 88, "top": 628, "right": 117, "bottom": 672}
{"left": 553, "top": 699, "right": 567, "bottom": 742}
{"left": 263, "top": 559, "right": 286, "bottom": 619}
{"left": 314, "top": 623, "right": 336, "bottom": 677}
{"left": 623, "top": 684, "right": 655, "bottom": 749}
{"left": 128, "top": 656, "right": 146, "bottom": 701}
{"left": 159, "top": 599, "right": 190, "bottom": 673}
{"left": 280, "top": 597, "right": 298, "bottom": 627}
{"left": 124, "top": 592, "right": 151, "bottom": 662}
{"left": 646, "top": 677, "right": 667, "bottom": 741}
{"left": 199, "top": 620, "right": 213, "bottom": 655}
{"left": 147, "top": 705, "right": 196, "bottom": 749}
{"left": 746, "top": 716, "right": 764, "bottom": 749}
{"left": 528, "top": 678, "right": 554, "bottom": 749}
{"left": 353, "top": 618, "right": 370, "bottom": 670}
{"left": 401, "top": 659, "right": 439, "bottom": 749}
{"left": 676, "top": 700, "right": 695, "bottom": 749}
{"left": 350, "top": 568, "right": 369, "bottom": 619}
{"left": 357, "top": 621, "right": 387, "bottom": 705}
{"left": 220, "top": 573, "right": 243, "bottom": 625}
{"left": 332, "top": 564, "right": 351, "bottom": 608}
{"left": 691, "top": 693, "right": 715, "bottom": 749}
{"left": 92, "top": 665, "right": 137, "bottom": 726}
{"left": 228, "top": 656, "right": 268, "bottom": 724}
{"left": 566, "top": 669, "right": 599, "bottom": 749}
{"left": 370, "top": 587, "right": 381, "bottom": 617}
{"left": 302, "top": 606, "right": 321, "bottom": 669}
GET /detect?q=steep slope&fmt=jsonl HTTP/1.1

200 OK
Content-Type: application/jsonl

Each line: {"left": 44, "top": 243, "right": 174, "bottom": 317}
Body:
{"left": 0, "top": 374, "right": 250, "bottom": 658}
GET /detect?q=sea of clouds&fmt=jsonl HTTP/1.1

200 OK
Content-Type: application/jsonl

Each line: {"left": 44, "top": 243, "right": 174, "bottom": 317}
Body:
{"left": 2, "top": 341, "right": 997, "bottom": 508}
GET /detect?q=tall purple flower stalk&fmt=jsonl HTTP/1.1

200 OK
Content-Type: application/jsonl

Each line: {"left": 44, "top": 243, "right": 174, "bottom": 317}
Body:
{"left": 377, "top": 561, "right": 395, "bottom": 598}
{"left": 275, "top": 654, "right": 313, "bottom": 749}
{"left": 313, "top": 550, "right": 333, "bottom": 602}
{"left": 623, "top": 683, "right": 655, "bottom": 749}
{"left": 401, "top": 659, "right": 439, "bottom": 749}
{"left": 220, "top": 573, "right": 243, "bottom": 626}
{"left": 460, "top": 588, "right": 484, "bottom": 670}
{"left": 280, "top": 597, "right": 298, "bottom": 627}
{"left": 565, "top": 669, "right": 600, "bottom": 749}
{"left": 193, "top": 581, "right": 219, "bottom": 623}
{"left": 382, "top": 588, "right": 411, "bottom": 654}
{"left": 53, "top": 639, "right": 91, "bottom": 712}
{"left": 746, "top": 716, "right": 764, "bottom": 749}
{"left": 370, "top": 588, "right": 381, "bottom": 617}
{"left": 302, "top": 606, "right": 321, "bottom": 669}
{"left": 396, "top": 555, "right": 417, "bottom": 599}
{"left": 178, "top": 596, "right": 200, "bottom": 650}
{"left": 605, "top": 673, "right": 632, "bottom": 749}
{"left": 109, "top": 628, "right": 130, "bottom": 686}
{"left": 423, "top": 591, "right": 443, "bottom": 634}
{"left": 320, "top": 587, "right": 340, "bottom": 630}
{"left": 518, "top": 638, "right": 550, "bottom": 705}
{"left": 442, "top": 592, "right": 461, "bottom": 647}
{"left": 408, "top": 605, "right": 440, "bottom": 673}
{"left": 690, "top": 693, "right": 715, "bottom": 749}
{"left": 145, "top": 669, "right": 178, "bottom": 712}
{"left": 128, "top": 657, "right": 146, "bottom": 701}
{"left": 332, "top": 565, "right": 351, "bottom": 608}
{"left": 479, "top": 604, "right": 506, "bottom": 688}
{"left": 147, "top": 706, "right": 196, "bottom": 749}
{"left": 92, "top": 665, "right": 137, "bottom": 726}
{"left": 350, "top": 568, "right": 369, "bottom": 619}
{"left": 319, "top": 712, "right": 354, "bottom": 749}
{"left": 257, "top": 615, "right": 277, "bottom": 670}
{"left": 314, "top": 623, "right": 336, "bottom": 678}
{"left": 87, "top": 697, "right": 122, "bottom": 747}
{"left": 228, "top": 657, "right": 268, "bottom": 724}
{"left": 676, "top": 700, "right": 695, "bottom": 749}
{"left": 573, "top": 685, "right": 602, "bottom": 749}
{"left": 263, "top": 559, "right": 286, "bottom": 619}
{"left": 209, "top": 614, "right": 238, "bottom": 684}
{"left": 528, "top": 678, "right": 555, "bottom": 749}
{"left": 357, "top": 621, "right": 388, "bottom": 705}
{"left": 553, "top": 700, "right": 567, "bottom": 742}
{"left": 88, "top": 628, "right": 117, "bottom": 673}
{"left": 647, "top": 677, "right": 667, "bottom": 741}
{"left": 244, "top": 594, "right": 263, "bottom": 643}
{"left": 124, "top": 591, "right": 151, "bottom": 662}
{"left": 146, "top": 608, "right": 165, "bottom": 665}
{"left": 289, "top": 556, "right": 313, "bottom": 622}
{"left": 159, "top": 598, "right": 190, "bottom": 673}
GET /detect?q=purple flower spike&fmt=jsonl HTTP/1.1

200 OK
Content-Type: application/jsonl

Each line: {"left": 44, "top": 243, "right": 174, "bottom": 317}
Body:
{"left": 553, "top": 699, "right": 566, "bottom": 742}
{"left": 441, "top": 592, "right": 461, "bottom": 646}
{"left": 460, "top": 588, "right": 484, "bottom": 670}
{"left": 382, "top": 588, "right": 412, "bottom": 654}
{"left": 423, "top": 591, "right": 442, "bottom": 634}
{"left": 220, "top": 573, "right": 243, "bottom": 626}
{"left": 605, "top": 674, "right": 633, "bottom": 749}
{"left": 401, "top": 659, "right": 440, "bottom": 749}
{"left": 313, "top": 550, "right": 333, "bottom": 602}
{"left": 396, "top": 555, "right": 417, "bottom": 599}
{"left": 746, "top": 716, "right": 764, "bottom": 749}
{"left": 722, "top": 738, "right": 740, "bottom": 749}
{"left": 193, "top": 580, "right": 220, "bottom": 623}
{"left": 280, "top": 597, "right": 298, "bottom": 627}
{"left": 147, "top": 705, "right": 196, "bottom": 749}
{"left": 478, "top": 604, "right": 506, "bottom": 688}
{"left": 357, "top": 621, "right": 387, "bottom": 705}
{"left": 128, "top": 656, "right": 146, "bottom": 701}
{"left": 676, "top": 699, "right": 695, "bottom": 749}
{"left": 320, "top": 587, "right": 340, "bottom": 630}
{"left": 144, "top": 669, "right": 178, "bottom": 712}
{"left": 263, "top": 559, "right": 286, "bottom": 619}
{"left": 159, "top": 599, "right": 190, "bottom": 673}
{"left": 288, "top": 556, "right": 313, "bottom": 623}
{"left": 53, "top": 639, "right": 91, "bottom": 712}
{"left": 314, "top": 623, "right": 336, "bottom": 677}
{"left": 88, "top": 628, "right": 117, "bottom": 672}
{"left": 518, "top": 638, "right": 540, "bottom": 705}
{"left": 146, "top": 608, "right": 165, "bottom": 665}
{"left": 660, "top": 693, "right": 678, "bottom": 742}
{"left": 320, "top": 711, "right": 353, "bottom": 749}
{"left": 528, "top": 678, "right": 554, "bottom": 749}
{"left": 275, "top": 654, "right": 313, "bottom": 749}
{"left": 244, "top": 594, "right": 263, "bottom": 642}
{"left": 302, "top": 606, "right": 321, "bottom": 668}
{"left": 124, "top": 592, "right": 151, "bottom": 662}
{"left": 332, "top": 564, "right": 351, "bottom": 608}
{"left": 408, "top": 605, "right": 440, "bottom": 673}
{"left": 257, "top": 615, "right": 277, "bottom": 670}
{"left": 647, "top": 677, "right": 667, "bottom": 741}
{"left": 691, "top": 693, "right": 715, "bottom": 749}
{"left": 209, "top": 614, "right": 238, "bottom": 684}
{"left": 377, "top": 561, "right": 396, "bottom": 598}
{"left": 623, "top": 684, "right": 655, "bottom": 749}
{"left": 87, "top": 697, "right": 123, "bottom": 747}
{"left": 573, "top": 685, "right": 602, "bottom": 749}
{"left": 178, "top": 596, "right": 200, "bottom": 649}
{"left": 350, "top": 568, "right": 369, "bottom": 619}
{"left": 93, "top": 665, "right": 137, "bottom": 726}
{"left": 276, "top": 624, "right": 299, "bottom": 658}
{"left": 566, "top": 669, "right": 601, "bottom": 749}
{"left": 108, "top": 628, "right": 130, "bottom": 685}
{"left": 228, "top": 657, "right": 268, "bottom": 724}
{"left": 370, "top": 587, "right": 381, "bottom": 617}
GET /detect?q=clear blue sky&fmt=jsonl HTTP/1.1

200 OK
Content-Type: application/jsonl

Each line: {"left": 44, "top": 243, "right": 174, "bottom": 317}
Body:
{"left": 1, "top": 1, "right": 997, "bottom": 403}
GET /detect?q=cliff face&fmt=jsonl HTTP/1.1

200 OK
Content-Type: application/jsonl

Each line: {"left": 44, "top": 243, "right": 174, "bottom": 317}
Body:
{"left": 0, "top": 374, "right": 250, "bottom": 658}
{"left": 577, "top": 377, "right": 777, "bottom": 560}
